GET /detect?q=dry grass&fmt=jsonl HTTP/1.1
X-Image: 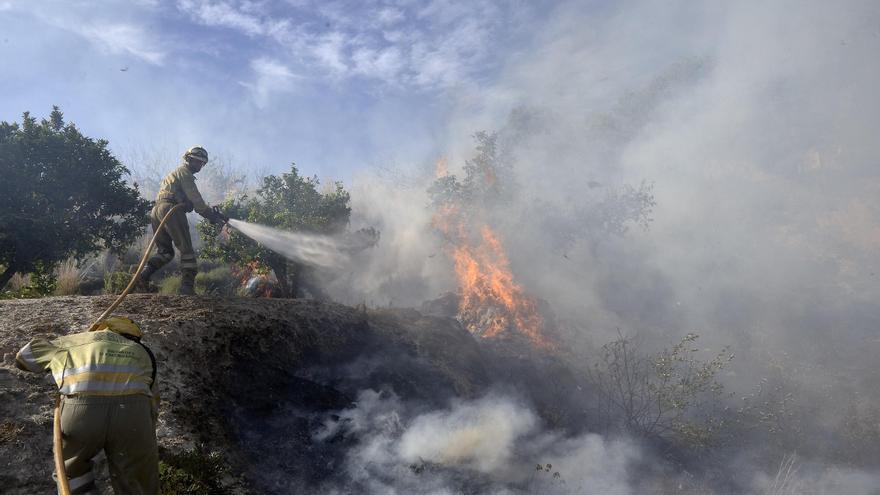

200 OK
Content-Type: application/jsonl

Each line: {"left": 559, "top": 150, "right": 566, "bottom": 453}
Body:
{"left": 6, "top": 272, "right": 30, "bottom": 292}
{"left": 54, "top": 259, "right": 82, "bottom": 295}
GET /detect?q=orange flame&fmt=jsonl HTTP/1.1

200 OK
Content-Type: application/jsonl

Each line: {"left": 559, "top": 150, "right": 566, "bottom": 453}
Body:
{"left": 432, "top": 194, "right": 551, "bottom": 348}
{"left": 435, "top": 156, "right": 449, "bottom": 178}
{"left": 231, "top": 261, "right": 274, "bottom": 297}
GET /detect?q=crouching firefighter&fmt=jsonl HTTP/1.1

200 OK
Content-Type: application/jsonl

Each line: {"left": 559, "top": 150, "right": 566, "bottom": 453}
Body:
{"left": 138, "top": 145, "right": 227, "bottom": 295}
{"left": 15, "top": 317, "right": 159, "bottom": 495}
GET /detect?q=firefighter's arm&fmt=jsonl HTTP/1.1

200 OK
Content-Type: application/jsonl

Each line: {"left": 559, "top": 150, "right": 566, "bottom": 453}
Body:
{"left": 151, "top": 383, "right": 160, "bottom": 424}
{"left": 138, "top": 341, "right": 160, "bottom": 424}
{"left": 15, "top": 338, "right": 57, "bottom": 373}
{"left": 179, "top": 171, "right": 211, "bottom": 217}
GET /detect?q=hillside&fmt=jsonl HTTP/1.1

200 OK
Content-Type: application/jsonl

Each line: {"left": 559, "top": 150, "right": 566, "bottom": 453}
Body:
{"left": 0, "top": 295, "right": 588, "bottom": 494}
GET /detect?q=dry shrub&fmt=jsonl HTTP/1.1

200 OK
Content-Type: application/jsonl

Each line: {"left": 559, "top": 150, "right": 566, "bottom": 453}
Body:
{"left": 54, "top": 258, "right": 83, "bottom": 295}
{"left": 588, "top": 332, "right": 734, "bottom": 449}
{"left": 6, "top": 272, "right": 30, "bottom": 292}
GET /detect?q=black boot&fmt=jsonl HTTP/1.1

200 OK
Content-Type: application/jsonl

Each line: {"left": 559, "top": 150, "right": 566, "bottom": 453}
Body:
{"left": 180, "top": 268, "right": 197, "bottom": 295}
{"left": 135, "top": 265, "right": 157, "bottom": 293}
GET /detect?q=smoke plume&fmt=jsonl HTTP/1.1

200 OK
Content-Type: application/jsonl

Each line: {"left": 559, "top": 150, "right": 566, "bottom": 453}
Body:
{"left": 313, "top": 390, "right": 639, "bottom": 494}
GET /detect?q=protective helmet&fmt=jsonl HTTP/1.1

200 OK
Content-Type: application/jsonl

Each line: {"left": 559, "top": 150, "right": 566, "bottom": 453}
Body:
{"left": 91, "top": 316, "right": 143, "bottom": 338}
{"left": 184, "top": 146, "right": 209, "bottom": 164}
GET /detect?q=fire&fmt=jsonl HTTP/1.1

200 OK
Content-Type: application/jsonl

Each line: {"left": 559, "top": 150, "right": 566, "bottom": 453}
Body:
{"left": 432, "top": 191, "right": 551, "bottom": 348}
{"left": 231, "top": 261, "right": 275, "bottom": 297}
{"left": 435, "top": 156, "right": 449, "bottom": 178}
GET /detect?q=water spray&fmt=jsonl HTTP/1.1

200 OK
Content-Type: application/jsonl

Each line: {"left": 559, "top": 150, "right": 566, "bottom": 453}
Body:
{"left": 225, "top": 219, "right": 350, "bottom": 268}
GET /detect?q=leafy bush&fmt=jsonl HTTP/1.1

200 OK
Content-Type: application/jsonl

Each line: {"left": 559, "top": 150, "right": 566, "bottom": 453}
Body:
{"left": 104, "top": 271, "right": 132, "bottom": 295}
{"left": 155, "top": 267, "right": 237, "bottom": 295}
{"left": 199, "top": 165, "right": 351, "bottom": 297}
{"left": 159, "top": 275, "right": 182, "bottom": 295}
{"left": 589, "top": 332, "right": 734, "bottom": 449}
{"left": 0, "top": 262, "right": 57, "bottom": 298}
{"left": 196, "top": 266, "right": 237, "bottom": 296}
{"left": 159, "top": 445, "right": 228, "bottom": 495}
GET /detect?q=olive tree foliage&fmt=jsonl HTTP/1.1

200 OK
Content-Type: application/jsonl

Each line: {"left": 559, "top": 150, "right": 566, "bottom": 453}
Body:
{"left": 0, "top": 108, "right": 150, "bottom": 290}
{"left": 589, "top": 332, "right": 734, "bottom": 449}
{"left": 199, "top": 165, "right": 351, "bottom": 298}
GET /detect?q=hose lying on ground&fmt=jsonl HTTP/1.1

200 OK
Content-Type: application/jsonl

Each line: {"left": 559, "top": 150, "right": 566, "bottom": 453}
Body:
{"left": 54, "top": 203, "right": 186, "bottom": 495}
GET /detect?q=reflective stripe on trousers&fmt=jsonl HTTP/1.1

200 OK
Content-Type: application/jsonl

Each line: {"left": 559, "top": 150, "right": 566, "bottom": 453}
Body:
{"left": 65, "top": 470, "right": 96, "bottom": 494}
{"left": 60, "top": 379, "right": 152, "bottom": 396}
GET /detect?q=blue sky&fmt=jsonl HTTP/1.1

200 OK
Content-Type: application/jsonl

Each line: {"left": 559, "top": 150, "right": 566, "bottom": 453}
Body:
{"left": 0, "top": 0, "right": 554, "bottom": 181}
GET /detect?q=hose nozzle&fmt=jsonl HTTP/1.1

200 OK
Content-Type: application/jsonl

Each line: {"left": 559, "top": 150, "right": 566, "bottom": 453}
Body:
{"left": 212, "top": 205, "right": 230, "bottom": 226}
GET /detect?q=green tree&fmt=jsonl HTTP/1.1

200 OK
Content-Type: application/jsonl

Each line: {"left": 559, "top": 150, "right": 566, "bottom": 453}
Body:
{"left": 0, "top": 108, "right": 150, "bottom": 290}
{"left": 199, "top": 165, "right": 351, "bottom": 298}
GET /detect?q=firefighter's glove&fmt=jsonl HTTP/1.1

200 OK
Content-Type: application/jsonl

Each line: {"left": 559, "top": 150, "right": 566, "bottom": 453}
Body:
{"left": 207, "top": 206, "right": 228, "bottom": 226}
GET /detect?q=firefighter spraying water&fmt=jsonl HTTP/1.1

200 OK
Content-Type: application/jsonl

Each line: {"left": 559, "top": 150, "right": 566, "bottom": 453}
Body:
{"left": 136, "top": 146, "right": 227, "bottom": 294}
{"left": 135, "top": 145, "right": 364, "bottom": 296}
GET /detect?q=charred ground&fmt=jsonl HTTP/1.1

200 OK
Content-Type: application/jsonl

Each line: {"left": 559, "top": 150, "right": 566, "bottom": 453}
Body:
{"left": 0, "top": 295, "right": 593, "bottom": 494}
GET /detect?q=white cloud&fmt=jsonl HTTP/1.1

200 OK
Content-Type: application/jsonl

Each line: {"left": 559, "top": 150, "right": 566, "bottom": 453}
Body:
{"left": 15, "top": 4, "right": 167, "bottom": 65}
{"left": 77, "top": 23, "right": 166, "bottom": 64}
{"left": 312, "top": 31, "right": 348, "bottom": 74}
{"left": 243, "top": 57, "right": 299, "bottom": 106}
{"left": 376, "top": 7, "right": 405, "bottom": 26}
{"left": 409, "top": 41, "right": 466, "bottom": 89}
{"left": 352, "top": 46, "right": 403, "bottom": 81}
{"left": 172, "top": 0, "right": 533, "bottom": 90}
{"left": 177, "top": 0, "right": 265, "bottom": 35}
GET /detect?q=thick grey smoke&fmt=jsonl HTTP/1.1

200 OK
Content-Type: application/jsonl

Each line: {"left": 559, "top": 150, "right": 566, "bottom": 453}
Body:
{"left": 344, "top": 0, "right": 880, "bottom": 336}
{"left": 313, "top": 390, "right": 639, "bottom": 494}
{"left": 331, "top": 0, "right": 880, "bottom": 490}
{"left": 341, "top": 0, "right": 880, "bottom": 378}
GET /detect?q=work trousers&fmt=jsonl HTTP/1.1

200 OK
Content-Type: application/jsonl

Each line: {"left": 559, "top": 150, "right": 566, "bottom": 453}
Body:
{"left": 59, "top": 395, "right": 158, "bottom": 495}
{"left": 147, "top": 201, "right": 197, "bottom": 271}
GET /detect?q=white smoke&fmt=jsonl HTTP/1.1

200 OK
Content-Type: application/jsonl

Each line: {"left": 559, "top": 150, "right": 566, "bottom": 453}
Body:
{"left": 313, "top": 390, "right": 639, "bottom": 494}
{"left": 325, "top": 1, "right": 880, "bottom": 490}
{"left": 750, "top": 454, "right": 880, "bottom": 495}
{"left": 397, "top": 396, "right": 537, "bottom": 473}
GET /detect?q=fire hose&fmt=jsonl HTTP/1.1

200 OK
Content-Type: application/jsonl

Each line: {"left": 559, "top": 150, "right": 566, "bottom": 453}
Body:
{"left": 86, "top": 202, "right": 188, "bottom": 332}
{"left": 54, "top": 203, "right": 228, "bottom": 494}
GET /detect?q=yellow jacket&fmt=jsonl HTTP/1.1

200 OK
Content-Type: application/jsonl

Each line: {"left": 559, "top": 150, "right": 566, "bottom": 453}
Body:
{"left": 16, "top": 330, "right": 157, "bottom": 400}
{"left": 155, "top": 164, "right": 210, "bottom": 216}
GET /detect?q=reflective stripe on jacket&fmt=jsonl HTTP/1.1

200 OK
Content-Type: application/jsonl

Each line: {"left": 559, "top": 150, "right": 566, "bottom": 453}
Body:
{"left": 16, "top": 330, "right": 156, "bottom": 399}
{"left": 156, "top": 164, "right": 210, "bottom": 216}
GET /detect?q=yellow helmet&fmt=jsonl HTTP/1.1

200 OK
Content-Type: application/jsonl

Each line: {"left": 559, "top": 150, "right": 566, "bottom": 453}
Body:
{"left": 184, "top": 145, "right": 209, "bottom": 164}
{"left": 91, "top": 316, "right": 143, "bottom": 338}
